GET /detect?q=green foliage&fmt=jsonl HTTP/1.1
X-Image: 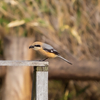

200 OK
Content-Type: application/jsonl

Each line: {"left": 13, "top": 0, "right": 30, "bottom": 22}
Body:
{"left": 0, "top": 17, "right": 9, "bottom": 25}
{"left": 76, "top": 85, "right": 90, "bottom": 96}
{"left": 24, "top": 18, "right": 32, "bottom": 23}
{"left": 75, "top": 0, "right": 82, "bottom": 25}
{"left": 22, "top": 30, "right": 27, "bottom": 37}
{"left": 2, "top": 5, "right": 7, "bottom": 10}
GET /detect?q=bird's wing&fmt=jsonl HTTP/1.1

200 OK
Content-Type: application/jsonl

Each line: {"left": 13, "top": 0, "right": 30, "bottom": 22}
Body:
{"left": 42, "top": 43, "right": 59, "bottom": 55}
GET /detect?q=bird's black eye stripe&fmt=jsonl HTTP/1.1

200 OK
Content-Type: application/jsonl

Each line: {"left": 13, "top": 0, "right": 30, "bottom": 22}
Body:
{"left": 34, "top": 45, "right": 41, "bottom": 47}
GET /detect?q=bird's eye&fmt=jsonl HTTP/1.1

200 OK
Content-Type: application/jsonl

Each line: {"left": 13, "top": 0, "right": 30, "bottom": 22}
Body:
{"left": 34, "top": 45, "right": 41, "bottom": 47}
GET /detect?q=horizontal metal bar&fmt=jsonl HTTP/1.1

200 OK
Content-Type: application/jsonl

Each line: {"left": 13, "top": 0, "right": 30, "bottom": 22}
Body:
{"left": 0, "top": 60, "right": 49, "bottom": 67}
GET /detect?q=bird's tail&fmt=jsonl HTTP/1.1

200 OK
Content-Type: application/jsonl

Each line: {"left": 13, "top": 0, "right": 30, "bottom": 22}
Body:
{"left": 58, "top": 55, "right": 72, "bottom": 65}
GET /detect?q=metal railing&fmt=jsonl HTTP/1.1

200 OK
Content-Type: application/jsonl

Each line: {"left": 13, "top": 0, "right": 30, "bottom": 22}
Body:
{"left": 0, "top": 60, "right": 49, "bottom": 100}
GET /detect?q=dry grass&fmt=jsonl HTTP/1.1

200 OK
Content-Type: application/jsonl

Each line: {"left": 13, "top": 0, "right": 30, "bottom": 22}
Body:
{"left": 0, "top": 0, "right": 100, "bottom": 100}
{"left": 0, "top": 0, "right": 100, "bottom": 60}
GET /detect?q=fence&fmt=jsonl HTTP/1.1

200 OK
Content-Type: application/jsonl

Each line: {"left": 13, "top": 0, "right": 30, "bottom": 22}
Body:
{"left": 0, "top": 60, "right": 49, "bottom": 100}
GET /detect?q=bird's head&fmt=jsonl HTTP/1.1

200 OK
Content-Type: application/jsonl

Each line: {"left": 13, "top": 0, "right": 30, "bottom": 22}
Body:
{"left": 29, "top": 42, "right": 42, "bottom": 50}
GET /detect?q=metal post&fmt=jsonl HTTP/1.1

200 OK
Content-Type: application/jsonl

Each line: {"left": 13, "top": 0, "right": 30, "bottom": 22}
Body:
{"left": 31, "top": 66, "right": 48, "bottom": 100}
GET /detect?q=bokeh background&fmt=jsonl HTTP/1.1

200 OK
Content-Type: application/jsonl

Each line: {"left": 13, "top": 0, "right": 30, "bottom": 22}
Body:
{"left": 0, "top": 0, "right": 100, "bottom": 100}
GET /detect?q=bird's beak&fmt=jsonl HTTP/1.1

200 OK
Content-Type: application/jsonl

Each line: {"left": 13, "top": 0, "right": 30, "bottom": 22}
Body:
{"left": 29, "top": 45, "right": 34, "bottom": 49}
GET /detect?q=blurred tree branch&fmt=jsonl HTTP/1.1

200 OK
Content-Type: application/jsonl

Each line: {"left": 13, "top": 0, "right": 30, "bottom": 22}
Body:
{"left": 1, "top": 59, "right": 100, "bottom": 81}
{"left": 49, "top": 59, "right": 100, "bottom": 81}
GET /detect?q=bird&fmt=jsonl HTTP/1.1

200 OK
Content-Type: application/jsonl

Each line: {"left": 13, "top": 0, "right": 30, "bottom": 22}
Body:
{"left": 29, "top": 41, "right": 72, "bottom": 65}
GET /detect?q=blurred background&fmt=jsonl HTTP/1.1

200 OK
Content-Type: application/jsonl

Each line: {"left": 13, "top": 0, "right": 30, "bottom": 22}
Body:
{"left": 0, "top": 0, "right": 100, "bottom": 100}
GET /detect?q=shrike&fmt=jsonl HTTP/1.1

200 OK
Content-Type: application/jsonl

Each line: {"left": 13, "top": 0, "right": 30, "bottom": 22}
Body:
{"left": 29, "top": 41, "right": 72, "bottom": 65}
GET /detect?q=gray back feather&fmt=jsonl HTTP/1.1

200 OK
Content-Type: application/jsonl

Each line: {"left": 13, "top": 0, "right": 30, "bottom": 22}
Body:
{"left": 42, "top": 43, "right": 59, "bottom": 55}
{"left": 42, "top": 43, "right": 53, "bottom": 49}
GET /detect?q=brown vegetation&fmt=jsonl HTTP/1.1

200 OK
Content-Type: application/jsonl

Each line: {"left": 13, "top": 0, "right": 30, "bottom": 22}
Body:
{"left": 0, "top": 0, "right": 100, "bottom": 100}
